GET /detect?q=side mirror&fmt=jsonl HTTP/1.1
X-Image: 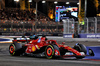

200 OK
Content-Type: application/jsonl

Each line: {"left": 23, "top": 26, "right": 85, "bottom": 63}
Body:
{"left": 62, "top": 42, "right": 65, "bottom": 44}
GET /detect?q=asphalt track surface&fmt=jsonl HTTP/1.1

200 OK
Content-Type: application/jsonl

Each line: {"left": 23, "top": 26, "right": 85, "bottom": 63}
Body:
{"left": 0, "top": 38, "right": 100, "bottom": 66}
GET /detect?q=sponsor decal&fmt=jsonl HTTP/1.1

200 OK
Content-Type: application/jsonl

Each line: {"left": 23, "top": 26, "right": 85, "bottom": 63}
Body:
{"left": 64, "top": 34, "right": 100, "bottom": 38}
{"left": 68, "top": 47, "right": 72, "bottom": 50}
{"left": 63, "top": 34, "right": 72, "bottom": 38}
{"left": 55, "top": 49, "right": 60, "bottom": 56}
{"left": 32, "top": 46, "right": 36, "bottom": 52}
{"left": 35, "top": 45, "right": 40, "bottom": 50}
{"left": 87, "top": 35, "right": 100, "bottom": 38}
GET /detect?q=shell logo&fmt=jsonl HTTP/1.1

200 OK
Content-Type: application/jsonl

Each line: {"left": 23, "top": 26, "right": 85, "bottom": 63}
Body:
{"left": 32, "top": 46, "right": 36, "bottom": 52}
{"left": 68, "top": 47, "right": 72, "bottom": 49}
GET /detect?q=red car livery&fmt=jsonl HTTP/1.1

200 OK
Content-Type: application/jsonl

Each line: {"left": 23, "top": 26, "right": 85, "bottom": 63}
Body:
{"left": 9, "top": 36, "right": 94, "bottom": 59}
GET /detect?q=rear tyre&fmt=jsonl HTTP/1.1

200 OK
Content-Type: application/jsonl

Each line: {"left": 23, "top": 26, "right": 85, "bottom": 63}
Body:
{"left": 73, "top": 43, "right": 87, "bottom": 59}
{"left": 9, "top": 43, "right": 23, "bottom": 56}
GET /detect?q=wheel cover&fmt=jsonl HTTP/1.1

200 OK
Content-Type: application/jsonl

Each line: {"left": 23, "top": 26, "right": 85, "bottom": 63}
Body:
{"left": 46, "top": 48, "right": 52, "bottom": 56}
{"left": 10, "top": 46, "right": 14, "bottom": 53}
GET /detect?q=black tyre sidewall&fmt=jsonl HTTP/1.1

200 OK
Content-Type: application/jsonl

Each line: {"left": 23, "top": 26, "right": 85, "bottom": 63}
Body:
{"left": 74, "top": 44, "right": 87, "bottom": 54}
{"left": 9, "top": 43, "right": 22, "bottom": 56}
{"left": 74, "top": 44, "right": 87, "bottom": 59}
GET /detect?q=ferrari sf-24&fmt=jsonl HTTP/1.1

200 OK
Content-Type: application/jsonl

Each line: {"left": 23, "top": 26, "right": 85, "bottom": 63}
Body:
{"left": 9, "top": 36, "right": 94, "bottom": 59}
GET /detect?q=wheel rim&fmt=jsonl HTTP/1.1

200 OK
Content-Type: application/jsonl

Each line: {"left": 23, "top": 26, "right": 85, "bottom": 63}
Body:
{"left": 46, "top": 48, "right": 52, "bottom": 56}
{"left": 10, "top": 46, "right": 14, "bottom": 53}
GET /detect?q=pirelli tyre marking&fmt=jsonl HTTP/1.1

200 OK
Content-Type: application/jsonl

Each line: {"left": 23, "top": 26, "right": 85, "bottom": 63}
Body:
{"left": 45, "top": 45, "right": 54, "bottom": 59}
{"left": 9, "top": 44, "right": 15, "bottom": 56}
{"left": 47, "top": 48, "right": 53, "bottom": 56}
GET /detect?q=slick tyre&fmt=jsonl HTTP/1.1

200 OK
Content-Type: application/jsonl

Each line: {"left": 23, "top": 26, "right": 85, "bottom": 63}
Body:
{"left": 45, "top": 45, "right": 55, "bottom": 59}
{"left": 9, "top": 43, "right": 22, "bottom": 56}
{"left": 74, "top": 43, "right": 87, "bottom": 59}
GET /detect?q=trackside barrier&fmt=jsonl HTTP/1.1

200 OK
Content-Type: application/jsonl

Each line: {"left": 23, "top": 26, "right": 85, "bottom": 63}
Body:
{"left": 63, "top": 17, "right": 100, "bottom": 38}
{"left": 63, "top": 33, "right": 100, "bottom": 38}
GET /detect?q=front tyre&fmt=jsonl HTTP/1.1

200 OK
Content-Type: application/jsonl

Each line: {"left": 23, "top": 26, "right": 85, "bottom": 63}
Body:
{"left": 74, "top": 43, "right": 87, "bottom": 59}
{"left": 45, "top": 45, "right": 55, "bottom": 59}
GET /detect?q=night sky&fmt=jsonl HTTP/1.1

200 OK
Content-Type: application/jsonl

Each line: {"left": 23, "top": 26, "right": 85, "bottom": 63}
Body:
{"left": 87, "top": 0, "right": 98, "bottom": 17}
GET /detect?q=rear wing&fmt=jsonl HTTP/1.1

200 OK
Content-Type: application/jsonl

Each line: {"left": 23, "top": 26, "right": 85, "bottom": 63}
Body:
{"left": 12, "top": 38, "right": 31, "bottom": 43}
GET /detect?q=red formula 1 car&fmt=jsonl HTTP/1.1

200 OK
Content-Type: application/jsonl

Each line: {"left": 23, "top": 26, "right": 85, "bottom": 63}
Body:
{"left": 9, "top": 36, "right": 94, "bottom": 59}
